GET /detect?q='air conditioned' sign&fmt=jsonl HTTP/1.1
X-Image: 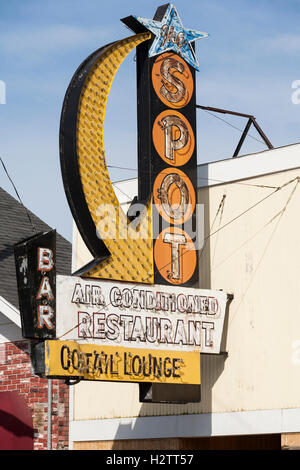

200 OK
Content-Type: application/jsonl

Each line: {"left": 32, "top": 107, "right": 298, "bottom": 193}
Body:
{"left": 56, "top": 275, "right": 228, "bottom": 354}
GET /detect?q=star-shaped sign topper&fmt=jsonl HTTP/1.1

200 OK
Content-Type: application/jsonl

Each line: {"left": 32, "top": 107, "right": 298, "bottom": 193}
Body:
{"left": 122, "top": 4, "right": 208, "bottom": 71}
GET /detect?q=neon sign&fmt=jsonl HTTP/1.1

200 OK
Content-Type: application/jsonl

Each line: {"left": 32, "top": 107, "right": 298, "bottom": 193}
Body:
{"left": 60, "top": 3, "right": 207, "bottom": 288}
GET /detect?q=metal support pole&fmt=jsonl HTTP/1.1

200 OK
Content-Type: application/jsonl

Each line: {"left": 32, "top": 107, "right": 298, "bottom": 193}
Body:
{"left": 251, "top": 118, "right": 274, "bottom": 150}
{"left": 233, "top": 118, "right": 252, "bottom": 157}
{"left": 196, "top": 104, "right": 255, "bottom": 119}
{"left": 47, "top": 378, "right": 52, "bottom": 450}
{"left": 196, "top": 104, "right": 273, "bottom": 155}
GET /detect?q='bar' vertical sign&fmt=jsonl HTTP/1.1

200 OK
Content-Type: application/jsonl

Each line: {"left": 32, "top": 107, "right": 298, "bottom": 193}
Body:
{"left": 14, "top": 230, "right": 56, "bottom": 339}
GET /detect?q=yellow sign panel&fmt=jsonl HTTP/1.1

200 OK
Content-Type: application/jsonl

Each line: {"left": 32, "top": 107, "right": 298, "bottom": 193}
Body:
{"left": 44, "top": 340, "right": 200, "bottom": 385}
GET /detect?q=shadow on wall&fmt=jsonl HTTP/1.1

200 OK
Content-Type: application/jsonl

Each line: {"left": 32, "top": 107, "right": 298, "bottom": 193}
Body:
{"left": 109, "top": 355, "right": 227, "bottom": 450}
{"left": 110, "top": 178, "right": 229, "bottom": 450}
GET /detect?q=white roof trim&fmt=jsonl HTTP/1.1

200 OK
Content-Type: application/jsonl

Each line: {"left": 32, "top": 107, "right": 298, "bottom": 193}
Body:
{"left": 0, "top": 295, "right": 21, "bottom": 328}
{"left": 69, "top": 407, "right": 300, "bottom": 442}
{"left": 197, "top": 142, "right": 300, "bottom": 188}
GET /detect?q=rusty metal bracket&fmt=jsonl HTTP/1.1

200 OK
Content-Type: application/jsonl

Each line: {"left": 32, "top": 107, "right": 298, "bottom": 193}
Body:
{"left": 196, "top": 105, "right": 273, "bottom": 157}
{"left": 64, "top": 377, "right": 82, "bottom": 386}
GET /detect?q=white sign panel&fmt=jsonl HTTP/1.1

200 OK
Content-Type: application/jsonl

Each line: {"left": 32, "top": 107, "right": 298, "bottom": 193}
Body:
{"left": 56, "top": 275, "right": 229, "bottom": 354}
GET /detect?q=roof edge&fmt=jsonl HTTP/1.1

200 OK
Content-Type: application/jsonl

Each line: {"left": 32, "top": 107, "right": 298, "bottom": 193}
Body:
{"left": 197, "top": 142, "right": 300, "bottom": 188}
{"left": 0, "top": 295, "right": 21, "bottom": 328}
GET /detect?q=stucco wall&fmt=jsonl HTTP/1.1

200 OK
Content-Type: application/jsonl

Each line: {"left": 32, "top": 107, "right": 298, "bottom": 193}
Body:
{"left": 71, "top": 147, "right": 300, "bottom": 420}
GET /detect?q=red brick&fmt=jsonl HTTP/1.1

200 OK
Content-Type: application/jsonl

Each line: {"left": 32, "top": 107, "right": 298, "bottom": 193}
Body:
{"left": 0, "top": 340, "right": 69, "bottom": 450}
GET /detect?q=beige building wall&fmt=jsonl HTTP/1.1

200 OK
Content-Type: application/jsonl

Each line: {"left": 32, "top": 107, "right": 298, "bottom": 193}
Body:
{"left": 69, "top": 144, "right": 300, "bottom": 443}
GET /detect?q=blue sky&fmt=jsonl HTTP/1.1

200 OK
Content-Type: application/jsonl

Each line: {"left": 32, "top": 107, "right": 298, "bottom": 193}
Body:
{"left": 0, "top": 0, "right": 300, "bottom": 241}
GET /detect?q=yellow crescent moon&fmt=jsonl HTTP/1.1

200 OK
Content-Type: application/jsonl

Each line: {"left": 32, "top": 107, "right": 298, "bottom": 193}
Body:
{"left": 76, "top": 32, "right": 154, "bottom": 283}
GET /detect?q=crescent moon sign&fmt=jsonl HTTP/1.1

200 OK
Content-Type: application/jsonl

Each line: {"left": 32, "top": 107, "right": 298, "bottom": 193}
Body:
{"left": 60, "top": 32, "right": 154, "bottom": 284}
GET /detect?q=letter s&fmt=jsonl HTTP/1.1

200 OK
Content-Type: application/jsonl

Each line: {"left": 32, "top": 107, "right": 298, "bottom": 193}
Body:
{"left": 160, "top": 57, "right": 186, "bottom": 104}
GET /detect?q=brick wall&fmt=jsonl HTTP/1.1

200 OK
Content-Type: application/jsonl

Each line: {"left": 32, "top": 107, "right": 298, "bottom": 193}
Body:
{"left": 0, "top": 340, "right": 69, "bottom": 450}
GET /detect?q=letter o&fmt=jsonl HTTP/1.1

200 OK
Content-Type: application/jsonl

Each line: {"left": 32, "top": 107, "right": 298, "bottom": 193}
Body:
{"left": 110, "top": 286, "right": 122, "bottom": 307}
{"left": 153, "top": 168, "right": 195, "bottom": 225}
{"left": 72, "top": 349, "right": 80, "bottom": 370}
{"left": 132, "top": 355, "right": 142, "bottom": 376}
